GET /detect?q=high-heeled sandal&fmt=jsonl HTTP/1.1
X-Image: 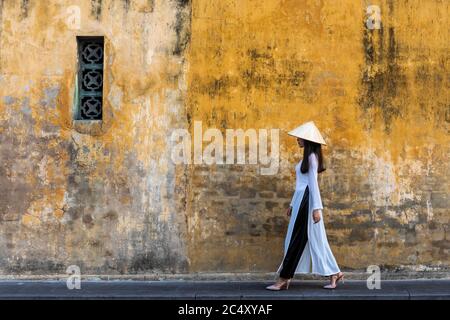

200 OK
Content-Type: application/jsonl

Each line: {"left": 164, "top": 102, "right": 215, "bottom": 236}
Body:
{"left": 265, "top": 278, "right": 291, "bottom": 291}
{"left": 323, "top": 272, "right": 344, "bottom": 289}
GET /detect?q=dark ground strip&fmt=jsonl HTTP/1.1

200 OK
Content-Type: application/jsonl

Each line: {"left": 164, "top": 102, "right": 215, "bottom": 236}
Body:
{"left": 0, "top": 280, "right": 448, "bottom": 300}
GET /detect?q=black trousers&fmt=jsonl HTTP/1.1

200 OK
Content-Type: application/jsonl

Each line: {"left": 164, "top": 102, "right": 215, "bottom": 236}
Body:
{"left": 279, "top": 186, "right": 309, "bottom": 279}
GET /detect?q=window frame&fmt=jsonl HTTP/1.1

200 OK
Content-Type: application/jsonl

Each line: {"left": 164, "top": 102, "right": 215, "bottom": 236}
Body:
{"left": 75, "top": 36, "right": 105, "bottom": 120}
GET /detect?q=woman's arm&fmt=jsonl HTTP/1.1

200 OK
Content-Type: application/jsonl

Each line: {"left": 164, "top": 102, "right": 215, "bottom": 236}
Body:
{"left": 307, "top": 153, "right": 323, "bottom": 222}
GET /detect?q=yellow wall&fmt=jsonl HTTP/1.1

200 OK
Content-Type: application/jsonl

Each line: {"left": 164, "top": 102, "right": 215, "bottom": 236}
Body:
{"left": 186, "top": 0, "right": 449, "bottom": 272}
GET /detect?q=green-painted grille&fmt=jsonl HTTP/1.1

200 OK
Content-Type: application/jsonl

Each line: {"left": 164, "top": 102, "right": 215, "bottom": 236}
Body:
{"left": 76, "top": 37, "right": 104, "bottom": 120}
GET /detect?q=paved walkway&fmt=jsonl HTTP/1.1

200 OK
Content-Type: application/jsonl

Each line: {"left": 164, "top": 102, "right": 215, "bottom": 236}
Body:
{"left": 0, "top": 280, "right": 448, "bottom": 299}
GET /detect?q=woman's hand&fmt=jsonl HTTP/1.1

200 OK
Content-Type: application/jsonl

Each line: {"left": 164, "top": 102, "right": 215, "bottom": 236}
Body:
{"left": 313, "top": 209, "right": 322, "bottom": 223}
{"left": 286, "top": 206, "right": 292, "bottom": 217}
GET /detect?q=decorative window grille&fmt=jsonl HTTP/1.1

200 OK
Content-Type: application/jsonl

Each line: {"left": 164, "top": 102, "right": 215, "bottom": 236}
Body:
{"left": 76, "top": 36, "right": 104, "bottom": 120}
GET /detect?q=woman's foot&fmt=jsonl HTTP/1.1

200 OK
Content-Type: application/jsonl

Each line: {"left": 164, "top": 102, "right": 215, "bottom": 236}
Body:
{"left": 265, "top": 278, "right": 291, "bottom": 291}
{"left": 323, "top": 272, "right": 344, "bottom": 289}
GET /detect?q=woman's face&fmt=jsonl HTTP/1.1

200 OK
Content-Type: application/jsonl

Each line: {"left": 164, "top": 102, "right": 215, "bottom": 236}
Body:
{"left": 297, "top": 138, "right": 304, "bottom": 148}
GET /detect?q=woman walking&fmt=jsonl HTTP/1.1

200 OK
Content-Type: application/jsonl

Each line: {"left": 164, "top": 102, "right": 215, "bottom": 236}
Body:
{"left": 266, "top": 121, "right": 344, "bottom": 290}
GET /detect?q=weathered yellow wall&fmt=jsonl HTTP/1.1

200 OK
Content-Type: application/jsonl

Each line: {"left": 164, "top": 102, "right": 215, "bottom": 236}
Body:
{"left": 0, "top": 0, "right": 448, "bottom": 277}
{"left": 186, "top": 0, "right": 449, "bottom": 273}
{"left": 0, "top": 0, "right": 191, "bottom": 274}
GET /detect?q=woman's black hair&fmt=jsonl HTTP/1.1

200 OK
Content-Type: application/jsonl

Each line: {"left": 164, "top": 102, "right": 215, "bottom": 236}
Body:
{"left": 300, "top": 139, "right": 326, "bottom": 174}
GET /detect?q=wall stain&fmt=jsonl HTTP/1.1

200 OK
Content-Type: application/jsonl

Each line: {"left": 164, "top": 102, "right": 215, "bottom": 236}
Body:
{"left": 191, "top": 47, "right": 309, "bottom": 100}
{"left": 103, "top": 210, "right": 118, "bottom": 221}
{"left": 0, "top": 0, "right": 3, "bottom": 69}
{"left": 123, "top": 0, "right": 130, "bottom": 12}
{"left": 6, "top": 259, "right": 66, "bottom": 274}
{"left": 359, "top": 15, "right": 407, "bottom": 133}
{"left": 173, "top": 0, "right": 191, "bottom": 56}
{"left": 91, "top": 0, "right": 102, "bottom": 20}
{"left": 20, "top": 0, "right": 29, "bottom": 19}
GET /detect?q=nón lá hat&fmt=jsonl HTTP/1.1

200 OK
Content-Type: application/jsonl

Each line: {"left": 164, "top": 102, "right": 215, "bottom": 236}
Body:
{"left": 288, "top": 121, "right": 327, "bottom": 145}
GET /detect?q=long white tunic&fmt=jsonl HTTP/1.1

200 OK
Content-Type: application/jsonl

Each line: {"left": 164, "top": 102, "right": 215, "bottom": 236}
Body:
{"left": 276, "top": 153, "right": 340, "bottom": 276}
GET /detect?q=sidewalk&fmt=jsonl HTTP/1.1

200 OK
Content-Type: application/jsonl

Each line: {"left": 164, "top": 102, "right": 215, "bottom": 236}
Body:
{"left": 0, "top": 280, "right": 449, "bottom": 300}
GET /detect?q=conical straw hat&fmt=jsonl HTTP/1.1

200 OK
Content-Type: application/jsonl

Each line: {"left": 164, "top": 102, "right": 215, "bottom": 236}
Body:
{"left": 288, "top": 121, "right": 327, "bottom": 145}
